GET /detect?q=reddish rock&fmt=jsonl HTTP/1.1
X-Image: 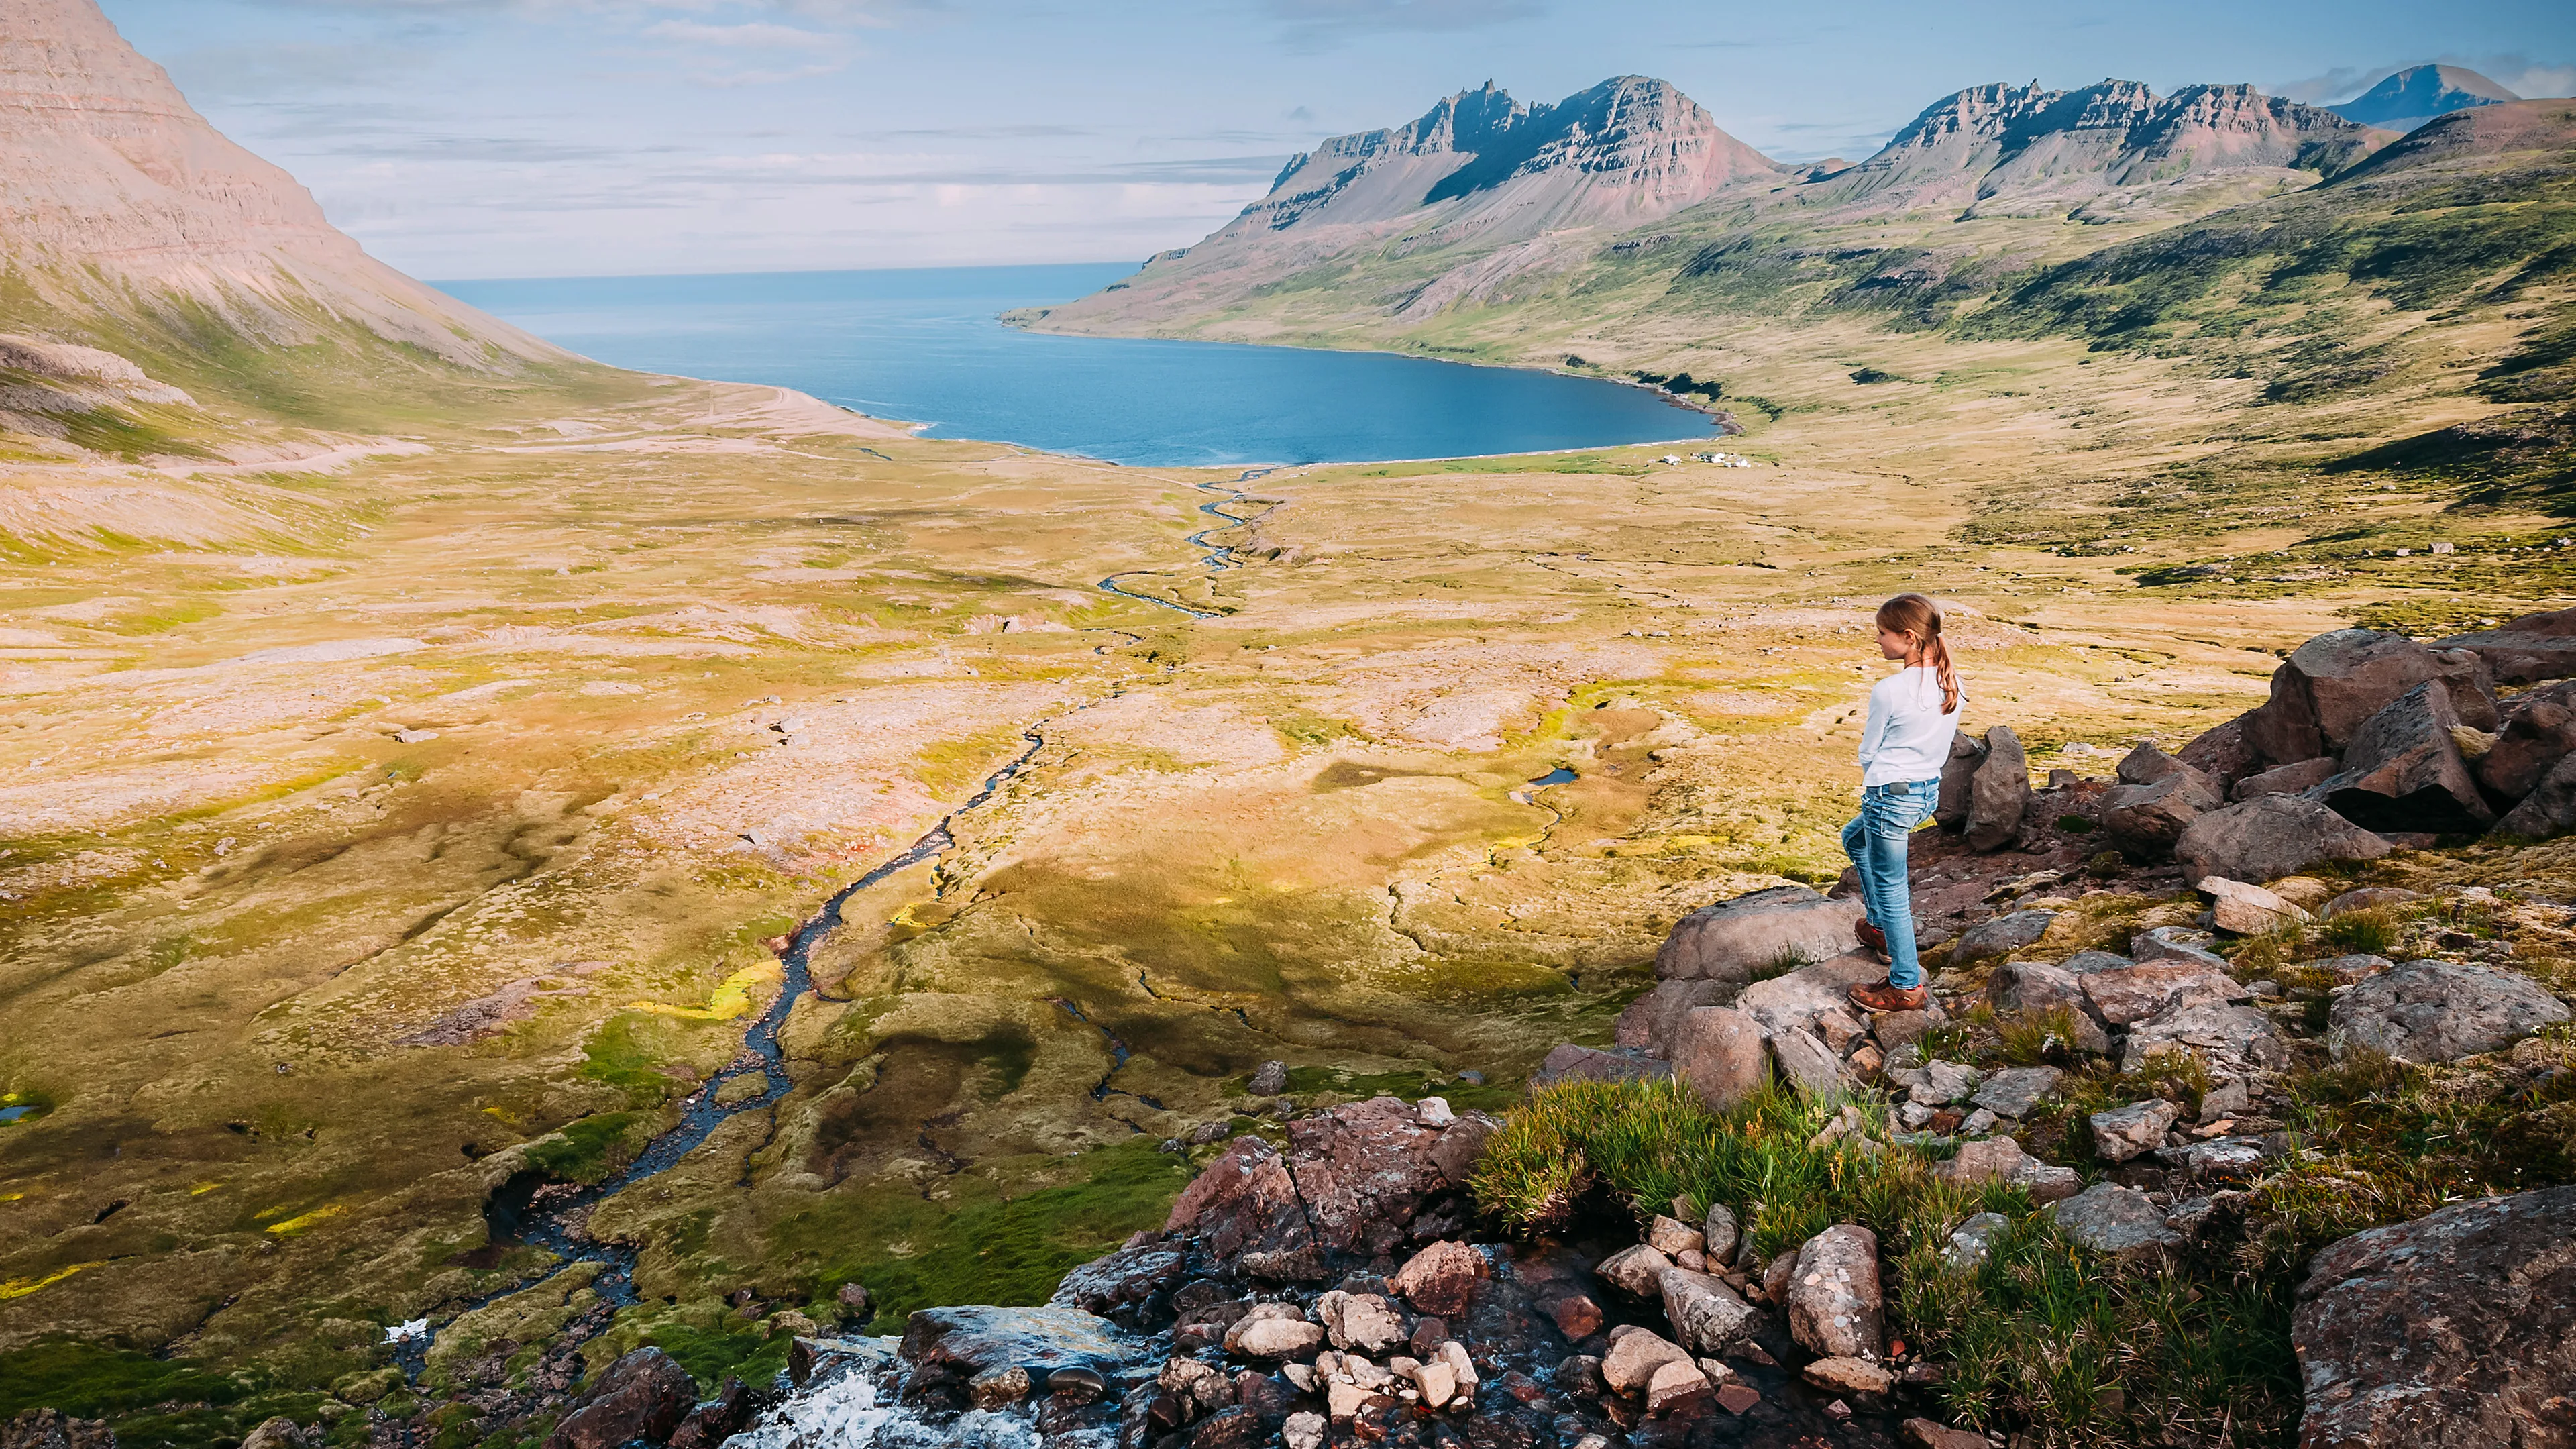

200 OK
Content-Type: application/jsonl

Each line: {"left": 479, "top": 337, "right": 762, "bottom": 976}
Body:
{"left": 2231, "top": 755, "right": 2340, "bottom": 802}
{"left": 2098, "top": 743, "right": 2224, "bottom": 857}
{"left": 1542, "top": 1290, "right": 1603, "bottom": 1340}
{"left": 1615, "top": 978, "right": 1735, "bottom": 1053}
{"left": 1966, "top": 725, "right": 2032, "bottom": 851}
{"left": 2249, "top": 629, "right": 2447, "bottom": 763}
{"left": 1715, "top": 1382, "right": 1763, "bottom": 1415}
{"left": 547, "top": 1348, "right": 697, "bottom": 1449}
{"left": 1669, "top": 1005, "right": 1767, "bottom": 1113}
{"left": 2500, "top": 753, "right": 2576, "bottom": 839}
{"left": 2435, "top": 605, "right": 2576, "bottom": 684}
{"left": 2306, "top": 682, "right": 2495, "bottom": 834}
{"left": 1163, "top": 1136, "right": 1320, "bottom": 1279}
{"left": 2177, "top": 711, "right": 2263, "bottom": 792}
{"left": 1905, "top": 1417, "right": 1995, "bottom": 1448}
{"left": 1389, "top": 1240, "right": 1487, "bottom": 1318}
{"left": 2477, "top": 688, "right": 2576, "bottom": 800}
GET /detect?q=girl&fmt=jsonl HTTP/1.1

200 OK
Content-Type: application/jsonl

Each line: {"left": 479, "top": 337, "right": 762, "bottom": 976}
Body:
{"left": 1845, "top": 593, "right": 1964, "bottom": 1013}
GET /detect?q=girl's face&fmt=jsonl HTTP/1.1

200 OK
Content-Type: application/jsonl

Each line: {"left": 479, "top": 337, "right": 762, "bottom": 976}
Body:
{"left": 1877, "top": 626, "right": 1915, "bottom": 661}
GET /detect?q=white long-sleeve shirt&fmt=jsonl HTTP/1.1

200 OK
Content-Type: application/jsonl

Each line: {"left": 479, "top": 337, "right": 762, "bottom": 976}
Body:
{"left": 1858, "top": 665, "right": 1964, "bottom": 786}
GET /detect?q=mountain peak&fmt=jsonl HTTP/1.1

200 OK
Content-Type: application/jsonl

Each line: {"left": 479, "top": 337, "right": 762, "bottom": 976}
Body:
{"left": 2330, "top": 64, "right": 2520, "bottom": 134}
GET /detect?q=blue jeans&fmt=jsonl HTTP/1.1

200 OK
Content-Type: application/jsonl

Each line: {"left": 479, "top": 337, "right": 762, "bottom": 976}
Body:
{"left": 1842, "top": 780, "right": 1939, "bottom": 989}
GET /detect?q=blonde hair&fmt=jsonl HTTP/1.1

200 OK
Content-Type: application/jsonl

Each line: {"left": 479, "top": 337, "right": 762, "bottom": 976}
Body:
{"left": 1876, "top": 593, "right": 1959, "bottom": 714}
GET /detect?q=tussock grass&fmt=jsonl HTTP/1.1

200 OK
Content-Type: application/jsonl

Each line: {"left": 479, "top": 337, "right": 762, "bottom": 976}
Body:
{"left": 2320, "top": 908, "right": 2400, "bottom": 957}
{"left": 1474, "top": 1077, "right": 2300, "bottom": 1447}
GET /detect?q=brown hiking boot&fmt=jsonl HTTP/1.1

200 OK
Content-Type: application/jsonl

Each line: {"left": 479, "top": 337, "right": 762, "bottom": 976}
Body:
{"left": 1849, "top": 979, "right": 1929, "bottom": 1012}
{"left": 1856, "top": 919, "right": 1888, "bottom": 958}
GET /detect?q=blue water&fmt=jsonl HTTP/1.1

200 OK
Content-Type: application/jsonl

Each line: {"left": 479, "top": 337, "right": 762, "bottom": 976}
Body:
{"left": 434, "top": 264, "right": 1713, "bottom": 468}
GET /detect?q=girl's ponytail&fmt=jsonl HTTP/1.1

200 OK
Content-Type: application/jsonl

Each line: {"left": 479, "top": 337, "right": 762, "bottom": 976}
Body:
{"left": 1876, "top": 593, "right": 1959, "bottom": 714}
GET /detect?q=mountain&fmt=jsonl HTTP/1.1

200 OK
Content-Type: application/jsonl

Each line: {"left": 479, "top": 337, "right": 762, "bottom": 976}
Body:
{"left": 1026, "top": 76, "right": 1780, "bottom": 335}
{"left": 0, "top": 0, "right": 564, "bottom": 377}
{"left": 2330, "top": 64, "right": 2520, "bottom": 134}
{"left": 1026, "top": 74, "right": 2390, "bottom": 343}
{"left": 1817, "top": 79, "right": 2387, "bottom": 217}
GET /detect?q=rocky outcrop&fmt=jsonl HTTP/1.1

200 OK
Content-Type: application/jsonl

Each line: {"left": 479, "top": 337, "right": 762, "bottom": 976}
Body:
{"left": 2098, "top": 743, "right": 2222, "bottom": 857}
{"left": 2247, "top": 630, "right": 2480, "bottom": 765}
{"left": 2326, "top": 959, "right": 2572, "bottom": 1064}
{"left": 2293, "top": 1185, "right": 2576, "bottom": 1448}
{"left": 2174, "top": 794, "right": 2392, "bottom": 885}
{"left": 2306, "top": 682, "right": 2494, "bottom": 834}
{"left": 2329, "top": 64, "right": 2519, "bottom": 132}
{"left": 2436, "top": 605, "right": 2576, "bottom": 684}
{"left": 546, "top": 1348, "right": 697, "bottom": 1449}
{"left": 1656, "top": 885, "right": 1864, "bottom": 984}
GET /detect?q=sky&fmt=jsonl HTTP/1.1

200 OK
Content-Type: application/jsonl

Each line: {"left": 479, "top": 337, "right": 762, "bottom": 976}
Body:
{"left": 95, "top": 0, "right": 2576, "bottom": 282}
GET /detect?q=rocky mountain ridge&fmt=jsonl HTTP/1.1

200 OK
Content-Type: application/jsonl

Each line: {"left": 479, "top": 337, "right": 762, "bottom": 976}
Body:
{"left": 2329, "top": 63, "right": 2520, "bottom": 134}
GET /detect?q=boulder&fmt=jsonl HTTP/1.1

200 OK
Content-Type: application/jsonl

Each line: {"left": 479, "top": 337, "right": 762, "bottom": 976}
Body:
{"left": 1529, "top": 1043, "right": 1671, "bottom": 1089}
{"left": 1735, "top": 952, "right": 1892, "bottom": 1035}
{"left": 2434, "top": 604, "right": 2576, "bottom": 684}
{"left": 1931, "top": 1136, "right": 2029, "bottom": 1187}
{"left": 2058, "top": 949, "right": 2132, "bottom": 974}
{"left": 1668, "top": 1006, "right": 1767, "bottom": 1114}
{"left": 2098, "top": 745, "right": 2224, "bottom": 857}
{"left": 1615, "top": 979, "right": 1737, "bottom": 1054}
{"left": 2230, "top": 756, "right": 2340, "bottom": 802}
{"left": 2326, "top": 959, "right": 2572, "bottom": 1064}
{"left": 1951, "top": 910, "right": 2056, "bottom": 964}
{"left": 2088, "top": 1099, "right": 2181, "bottom": 1163}
{"left": 1786, "top": 1225, "right": 1883, "bottom": 1360}
{"left": 1600, "top": 1327, "right": 1690, "bottom": 1394}
{"left": 1769, "top": 1028, "right": 1848, "bottom": 1095}
{"left": 2478, "top": 692, "right": 2576, "bottom": 800}
{"left": 2044, "top": 1183, "right": 2182, "bottom": 1263}
{"left": 1935, "top": 732, "right": 1986, "bottom": 829}
{"left": 2122, "top": 998, "right": 2287, "bottom": 1077}
{"left": 1966, "top": 725, "right": 2031, "bottom": 851}
{"left": 2174, "top": 794, "right": 2392, "bottom": 887}
{"left": 1049, "top": 1242, "right": 1184, "bottom": 1326}
{"left": 2131, "top": 924, "right": 2229, "bottom": 969}
{"left": 1596, "top": 1244, "right": 1674, "bottom": 1299}
{"left": 2433, "top": 647, "right": 2503, "bottom": 731}
{"left": 1659, "top": 1267, "right": 1759, "bottom": 1356}
{"left": 1163, "top": 1137, "right": 1320, "bottom": 1279}
{"left": 2292, "top": 1185, "right": 2576, "bottom": 1449}
{"left": 1389, "top": 1241, "right": 1487, "bottom": 1318}
{"left": 1657, "top": 885, "right": 1866, "bottom": 985}
{"left": 1971, "top": 1065, "right": 2061, "bottom": 1118}
{"left": 2202, "top": 877, "right": 2312, "bottom": 936}
{"left": 2177, "top": 710, "right": 2263, "bottom": 792}
{"left": 2081, "top": 961, "right": 2241, "bottom": 1026}
{"left": 2498, "top": 752, "right": 2576, "bottom": 839}
{"left": 548, "top": 1348, "right": 698, "bottom": 1449}
{"left": 2247, "top": 629, "right": 2449, "bottom": 764}
{"left": 2306, "top": 682, "right": 2494, "bottom": 834}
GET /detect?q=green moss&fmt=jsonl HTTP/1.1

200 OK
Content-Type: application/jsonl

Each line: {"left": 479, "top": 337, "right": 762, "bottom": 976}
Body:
{"left": 576, "top": 1012, "right": 692, "bottom": 1107}
{"left": 0, "top": 1339, "right": 243, "bottom": 1419}
{"left": 524, "top": 1112, "right": 649, "bottom": 1186}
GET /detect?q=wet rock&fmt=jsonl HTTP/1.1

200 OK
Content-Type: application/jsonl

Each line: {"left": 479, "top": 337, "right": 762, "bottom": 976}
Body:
{"left": 2292, "top": 1185, "right": 2576, "bottom": 1449}
{"left": 1668, "top": 1006, "right": 1767, "bottom": 1113}
{"left": 1225, "top": 1306, "right": 1324, "bottom": 1360}
{"left": 2327, "top": 959, "right": 2572, "bottom": 1063}
{"left": 1615, "top": 979, "right": 1736, "bottom": 1054}
{"left": 1601, "top": 1326, "right": 1690, "bottom": 1393}
{"left": 1787, "top": 1225, "right": 1883, "bottom": 1359}
{"left": 1645, "top": 1359, "right": 1714, "bottom": 1417}
{"left": 1051, "top": 1241, "right": 1185, "bottom": 1326}
{"left": 1971, "top": 1065, "right": 2061, "bottom": 1118}
{"left": 1967, "top": 725, "right": 2032, "bottom": 851}
{"left": 2248, "top": 629, "right": 2451, "bottom": 763}
{"left": 1701, "top": 1203, "right": 1740, "bottom": 1266}
{"left": 1595, "top": 1244, "right": 1674, "bottom": 1299}
{"left": 2089, "top": 1099, "right": 2181, "bottom": 1163}
{"left": 1657, "top": 883, "right": 1867, "bottom": 985}
{"left": 2308, "top": 682, "right": 2495, "bottom": 834}
{"left": 1951, "top": 909, "right": 2056, "bottom": 964}
{"left": 2176, "top": 794, "right": 2392, "bottom": 888}
{"left": 667, "top": 1379, "right": 761, "bottom": 1449}
{"left": 1390, "top": 1240, "right": 1487, "bottom": 1318}
{"left": 1284, "top": 1097, "right": 1465, "bottom": 1263}
{"left": 1049, "top": 1366, "right": 1110, "bottom": 1403}
{"left": 2082, "top": 961, "right": 2241, "bottom": 1026}
{"left": 2123, "top": 998, "right": 2287, "bottom": 1077}
{"left": 1660, "top": 1267, "right": 1758, "bottom": 1356}
{"left": 1544, "top": 1291, "right": 1605, "bottom": 1340}
{"left": 2045, "top": 1183, "right": 2182, "bottom": 1263}
{"left": 1163, "top": 1136, "right": 1319, "bottom": 1280}
{"left": 2202, "top": 876, "right": 2313, "bottom": 935}
{"left": 2230, "top": 756, "right": 2341, "bottom": 802}
{"left": 547, "top": 1348, "right": 697, "bottom": 1449}
{"left": 1187, "top": 1406, "right": 1263, "bottom": 1448}
{"left": 1248, "top": 1061, "right": 1289, "bottom": 1096}
{"left": 2434, "top": 604, "right": 2576, "bottom": 684}
{"left": 1314, "top": 1291, "right": 1405, "bottom": 1354}
{"left": 1943, "top": 1213, "right": 2010, "bottom": 1272}
{"left": 2098, "top": 744, "right": 2224, "bottom": 857}
{"left": 2477, "top": 687, "right": 2576, "bottom": 799}
{"left": 2132, "top": 924, "right": 2229, "bottom": 969}
{"left": 1407, "top": 1358, "right": 1460, "bottom": 1409}
{"left": 1803, "top": 1356, "right": 1894, "bottom": 1397}
{"left": 2498, "top": 752, "right": 2576, "bottom": 839}
{"left": 1529, "top": 1042, "right": 1671, "bottom": 1089}
{"left": 1936, "top": 731, "right": 1986, "bottom": 829}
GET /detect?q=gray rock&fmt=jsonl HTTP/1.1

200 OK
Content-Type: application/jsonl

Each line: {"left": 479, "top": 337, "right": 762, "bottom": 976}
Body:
{"left": 1668, "top": 1006, "right": 1768, "bottom": 1114}
{"left": 1660, "top": 1267, "right": 1758, "bottom": 1356}
{"left": 1971, "top": 1065, "right": 2061, "bottom": 1118}
{"left": 2304, "top": 953, "right": 2394, "bottom": 984}
{"left": 2157, "top": 1136, "right": 2273, "bottom": 1184}
{"left": 2434, "top": 604, "right": 2576, "bottom": 684}
{"left": 2320, "top": 886, "right": 2421, "bottom": 919}
{"left": 2080, "top": 961, "right": 2241, "bottom": 1027}
{"left": 1966, "top": 726, "right": 2032, "bottom": 851}
{"left": 2088, "top": 1099, "right": 2180, "bottom": 1163}
{"left": 2203, "top": 875, "right": 2312, "bottom": 935}
{"left": 1314, "top": 1291, "right": 1404, "bottom": 1354}
{"left": 2292, "top": 1184, "right": 2576, "bottom": 1449}
{"left": 2122, "top": 998, "right": 2288, "bottom": 1077}
{"left": 1943, "top": 1212, "right": 2010, "bottom": 1271}
{"left": 1600, "top": 1327, "right": 1690, "bottom": 1394}
{"left": 1769, "top": 1027, "right": 1847, "bottom": 1095}
{"left": 2247, "top": 629, "right": 2447, "bottom": 764}
{"left": 1701, "top": 1203, "right": 1740, "bottom": 1267}
{"left": 1529, "top": 1043, "right": 1671, "bottom": 1089}
{"left": 2306, "top": 682, "right": 2495, "bottom": 834}
{"left": 2229, "top": 755, "right": 2341, "bottom": 802}
{"left": 1734, "top": 951, "right": 1893, "bottom": 1036}
{"left": 1982, "top": 961, "right": 2111, "bottom": 1053}
{"left": 1616, "top": 979, "right": 1739, "bottom": 1055}
{"left": 2327, "top": 959, "right": 2572, "bottom": 1063}
{"left": 1657, "top": 885, "right": 1866, "bottom": 985}
{"left": 2131, "top": 925, "right": 2229, "bottom": 969}
{"left": 1931, "top": 1136, "right": 2029, "bottom": 1188}
{"left": 1917, "top": 1059, "right": 1980, "bottom": 1104}
{"left": 2045, "top": 1183, "right": 2183, "bottom": 1263}
{"left": 1951, "top": 910, "right": 2055, "bottom": 965}
{"left": 1935, "top": 732, "right": 1986, "bottom": 830}
{"left": 1248, "top": 1061, "right": 1289, "bottom": 1097}
{"left": 2174, "top": 794, "right": 2392, "bottom": 887}
{"left": 2196, "top": 1075, "right": 2251, "bottom": 1123}
{"left": 2098, "top": 745, "right": 2223, "bottom": 857}
{"left": 2498, "top": 751, "right": 2576, "bottom": 839}
{"left": 2058, "top": 949, "right": 2132, "bottom": 974}
{"left": 2016, "top": 1161, "right": 2084, "bottom": 1203}
{"left": 1596, "top": 1244, "right": 1674, "bottom": 1299}
{"left": 1786, "top": 1225, "right": 1883, "bottom": 1359}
